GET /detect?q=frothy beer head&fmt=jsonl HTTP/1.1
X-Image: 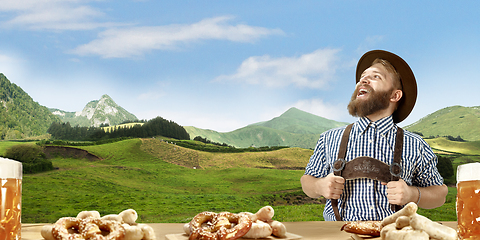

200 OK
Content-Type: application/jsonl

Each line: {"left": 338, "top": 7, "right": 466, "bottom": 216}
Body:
{"left": 457, "top": 162, "right": 480, "bottom": 183}
{"left": 0, "top": 158, "right": 22, "bottom": 179}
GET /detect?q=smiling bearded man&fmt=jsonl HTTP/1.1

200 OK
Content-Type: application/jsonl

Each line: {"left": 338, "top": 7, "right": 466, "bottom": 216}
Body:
{"left": 347, "top": 83, "right": 394, "bottom": 118}
{"left": 347, "top": 57, "right": 402, "bottom": 119}
{"left": 301, "top": 50, "right": 448, "bottom": 221}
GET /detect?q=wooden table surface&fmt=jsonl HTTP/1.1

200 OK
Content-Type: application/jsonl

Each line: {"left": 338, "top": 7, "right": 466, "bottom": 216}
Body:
{"left": 21, "top": 221, "right": 458, "bottom": 240}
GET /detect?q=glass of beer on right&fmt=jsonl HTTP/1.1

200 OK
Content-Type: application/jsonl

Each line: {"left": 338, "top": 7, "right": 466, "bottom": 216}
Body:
{"left": 457, "top": 162, "right": 480, "bottom": 239}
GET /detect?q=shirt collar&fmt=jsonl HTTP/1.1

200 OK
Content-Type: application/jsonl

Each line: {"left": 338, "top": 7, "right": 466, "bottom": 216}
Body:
{"left": 356, "top": 115, "right": 396, "bottom": 135}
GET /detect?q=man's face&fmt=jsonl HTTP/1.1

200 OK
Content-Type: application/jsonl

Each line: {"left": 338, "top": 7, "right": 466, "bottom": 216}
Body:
{"left": 347, "top": 63, "right": 396, "bottom": 118}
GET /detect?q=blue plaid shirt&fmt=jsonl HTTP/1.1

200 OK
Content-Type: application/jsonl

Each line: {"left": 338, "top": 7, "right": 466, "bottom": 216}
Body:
{"left": 304, "top": 116, "right": 444, "bottom": 221}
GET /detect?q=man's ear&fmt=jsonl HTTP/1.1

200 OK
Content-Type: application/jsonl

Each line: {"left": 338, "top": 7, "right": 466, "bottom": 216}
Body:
{"left": 391, "top": 89, "right": 403, "bottom": 103}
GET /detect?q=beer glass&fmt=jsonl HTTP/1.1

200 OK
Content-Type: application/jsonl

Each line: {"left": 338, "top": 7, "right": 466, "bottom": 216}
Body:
{"left": 457, "top": 163, "right": 480, "bottom": 239}
{"left": 0, "top": 158, "right": 22, "bottom": 240}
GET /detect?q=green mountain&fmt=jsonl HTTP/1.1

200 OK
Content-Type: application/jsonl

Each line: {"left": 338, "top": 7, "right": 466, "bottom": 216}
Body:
{"left": 185, "top": 107, "right": 350, "bottom": 149}
{"left": 405, "top": 105, "right": 480, "bottom": 141}
{"left": 50, "top": 94, "right": 138, "bottom": 127}
{"left": 0, "top": 73, "right": 60, "bottom": 139}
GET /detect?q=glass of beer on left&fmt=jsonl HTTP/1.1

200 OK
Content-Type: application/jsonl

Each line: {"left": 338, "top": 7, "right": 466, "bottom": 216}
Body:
{"left": 0, "top": 158, "right": 22, "bottom": 240}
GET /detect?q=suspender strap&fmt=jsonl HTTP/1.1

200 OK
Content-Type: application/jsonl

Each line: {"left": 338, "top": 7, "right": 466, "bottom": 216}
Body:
{"left": 331, "top": 124, "right": 353, "bottom": 221}
{"left": 337, "top": 124, "right": 353, "bottom": 162}
{"left": 392, "top": 127, "right": 404, "bottom": 181}
{"left": 391, "top": 127, "right": 404, "bottom": 212}
{"left": 331, "top": 124, "right": 404, "bottom": 221}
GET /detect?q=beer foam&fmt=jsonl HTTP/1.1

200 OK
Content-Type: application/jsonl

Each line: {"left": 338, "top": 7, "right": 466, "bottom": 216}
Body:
{"left": 0, "top": 157, "right": 23, "bottom": 179}
{"left": 457, "top": 163, "right": 480, "bottom": 183}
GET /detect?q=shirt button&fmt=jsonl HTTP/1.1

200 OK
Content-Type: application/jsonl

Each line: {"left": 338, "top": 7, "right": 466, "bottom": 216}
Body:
{"left": 367, "top": 183, "right": 373, "bottom": 187}
{"left": 370, "top": 206, "right": 374, "bottom": 210}
{"left": 369, "top": 139, "right": 373, "bottom": 143}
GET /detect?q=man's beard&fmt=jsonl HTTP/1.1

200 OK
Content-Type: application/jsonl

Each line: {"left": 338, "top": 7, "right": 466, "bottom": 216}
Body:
{"left": 347, "top": 85, "right": 394, "bottom": 118}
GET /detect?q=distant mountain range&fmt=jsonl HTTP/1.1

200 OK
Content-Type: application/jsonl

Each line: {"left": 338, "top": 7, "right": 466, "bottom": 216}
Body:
{"left": 184, "top": 105, "right": 480, "bottom": 149}
{"left": 405, "top": 105, "right": 480, "bottom": 141}
{"left": 185, "top": 107, "right": 349, "bottom": 149}
{"left": 49, "top": 94, "right": 138, "bottom": 127}
{"left": 1, "top": 73, "right": 479, "bottom": 145}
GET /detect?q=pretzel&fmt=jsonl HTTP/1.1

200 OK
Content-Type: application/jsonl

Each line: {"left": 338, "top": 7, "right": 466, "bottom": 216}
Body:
{"left": 341, "top": 221, "right": 381, "bottom": 237}
{"left": 216, "top": 212, "right": 252, "bottom": 240}
{"left": 44, "top": 209, "right": 153, "bottom": 240}
{"left": 188, "top": 211, "right": 252, "bottom": 240}
{"left": 81, "top": 217, "right": 125, "bottom": 240}
{"left": 186, "top": 206, "right": 286, "bottom": 240}
{"left": 52, "top": 217, "right": 84, "bottom": 240}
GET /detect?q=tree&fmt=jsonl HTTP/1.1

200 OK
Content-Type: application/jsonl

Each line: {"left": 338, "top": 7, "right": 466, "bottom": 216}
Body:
{"left": 437, "top": 155, "right": 454, "bottom": 181}
{"left": 4, "top": 144, "right": 54, "bottom": 174}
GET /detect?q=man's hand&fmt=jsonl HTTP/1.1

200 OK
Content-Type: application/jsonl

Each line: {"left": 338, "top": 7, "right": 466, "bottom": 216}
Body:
{"left": 382, "top": 179, "right": 417, "bottom": 206}
{"left": 301, "top": 173, "right": 345, "bottom": 199}
{"left": 322, "top": 173, "right": 346, "bottom": 199}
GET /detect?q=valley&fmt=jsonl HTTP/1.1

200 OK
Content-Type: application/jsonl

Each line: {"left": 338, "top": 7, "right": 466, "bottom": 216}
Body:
{"left": 3, "top": 135, "right": 477, "bottom": 223}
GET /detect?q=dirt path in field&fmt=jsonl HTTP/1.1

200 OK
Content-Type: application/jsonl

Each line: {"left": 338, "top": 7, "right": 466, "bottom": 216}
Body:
{"left": 43, "top": 146, "right": 102, "bottom": 161}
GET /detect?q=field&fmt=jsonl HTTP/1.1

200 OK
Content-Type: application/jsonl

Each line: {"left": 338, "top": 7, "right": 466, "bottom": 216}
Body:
{"left": 20, "top": 139, "right": 322, "bottom": 223}
{"left": 2, "top": 136, "right": 478, "bottom": 223}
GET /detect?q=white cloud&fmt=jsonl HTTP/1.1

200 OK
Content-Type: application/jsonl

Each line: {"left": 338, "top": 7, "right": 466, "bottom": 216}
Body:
{"left": 0, "top": 0, "right": 124, "bottom": 30}
{"left": 214, "top": 48, "right": 341, "bottom": 89}
{"left": 70, "top": 16, "right": 284, "bottom": 58}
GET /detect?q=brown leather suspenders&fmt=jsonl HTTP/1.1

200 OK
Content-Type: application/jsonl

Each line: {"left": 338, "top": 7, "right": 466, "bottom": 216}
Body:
{"left": 331, "top": 123, "right": 404, "bottom": 221}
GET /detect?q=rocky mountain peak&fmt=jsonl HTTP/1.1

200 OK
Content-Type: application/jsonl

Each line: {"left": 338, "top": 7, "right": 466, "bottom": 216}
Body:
{"left": 52, "top": 94, "right": 138, "bottom": 127}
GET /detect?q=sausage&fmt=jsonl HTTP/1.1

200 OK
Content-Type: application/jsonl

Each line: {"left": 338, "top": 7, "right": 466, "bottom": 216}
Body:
{"left": 381, "top": 202, "right": 417, "bottom": 227}
{"left": 409, "top": 214, "right": 457, "bottom": 240}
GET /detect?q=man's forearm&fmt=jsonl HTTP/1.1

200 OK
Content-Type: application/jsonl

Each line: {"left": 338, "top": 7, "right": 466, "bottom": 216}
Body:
{"left": 415, "top": 184, "right": 448, "bottom": 209}
{"left": 300, "top": 174, "right": 322, "bottom": 198}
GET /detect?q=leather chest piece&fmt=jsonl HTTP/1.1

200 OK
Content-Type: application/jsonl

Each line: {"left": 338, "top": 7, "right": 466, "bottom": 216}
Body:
{"left": 331, "top": 123, "right": 404, "bottom": 221}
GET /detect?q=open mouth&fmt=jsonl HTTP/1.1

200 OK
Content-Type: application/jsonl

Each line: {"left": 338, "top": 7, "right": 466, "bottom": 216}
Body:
{"left": 357, "top": 88, "right": 369, "bottom": 98}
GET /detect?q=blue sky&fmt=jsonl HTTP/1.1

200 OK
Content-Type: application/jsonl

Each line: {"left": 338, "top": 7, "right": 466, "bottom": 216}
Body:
{"left": 1, "top": 1, "right": 479, "bottom": 132}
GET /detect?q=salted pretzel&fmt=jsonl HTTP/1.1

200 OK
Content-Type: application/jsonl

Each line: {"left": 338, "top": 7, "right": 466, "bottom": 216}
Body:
{"left": 52, "top": 217, "right": 84, "bottom": 240}
{"left": 42, "top": 209, "right": 154, "bottom": 240}
{"left": 341, "top": 220, "right": 382, "bottom": 237}
{"left": 51, "top": 217, "right": 125, "bottom": 240}
{"left": 188, "top": 211, "right": 252, "bottom": 240}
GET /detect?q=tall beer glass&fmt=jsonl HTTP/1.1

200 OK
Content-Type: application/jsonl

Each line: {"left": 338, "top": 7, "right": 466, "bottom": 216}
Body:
{"left": 457, "top": 163, "right": 480, "bottom": 239}
{"left": 0, "top": 158, "right": 22, "bottom": 240}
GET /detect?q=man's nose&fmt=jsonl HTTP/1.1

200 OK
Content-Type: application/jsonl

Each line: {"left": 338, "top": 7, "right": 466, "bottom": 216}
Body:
{"left": 360, "top": 76, "right": 370, "bottom": 84}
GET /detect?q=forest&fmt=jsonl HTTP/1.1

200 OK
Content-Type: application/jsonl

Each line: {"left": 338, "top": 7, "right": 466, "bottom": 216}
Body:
{"left": 0, "top": 73, "right": 59, "bottom": 139}
{"left": 47, "top": 116, "right": 190, "bottom": 141}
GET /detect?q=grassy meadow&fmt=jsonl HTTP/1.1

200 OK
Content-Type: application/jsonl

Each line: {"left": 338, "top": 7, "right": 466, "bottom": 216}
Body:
{"left": 21, "top": 138, "right": 321, "bottom": 223}
{"left": 2, "top": 136, "right": 478, "bottom": 223}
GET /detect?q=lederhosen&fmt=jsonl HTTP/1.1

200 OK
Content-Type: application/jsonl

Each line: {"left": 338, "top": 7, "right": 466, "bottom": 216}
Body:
{"left": 331, "top": 123, "right": 404, "bottom": 221}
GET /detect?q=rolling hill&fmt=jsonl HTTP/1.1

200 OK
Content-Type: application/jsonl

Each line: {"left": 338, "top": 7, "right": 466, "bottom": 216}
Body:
{"left": 17, "top": 137, "right": 462, "bottom": 223}
{"left": 185, "top": 107, "right": 349, "bottom": 149}
{"left": 405, "top": 105, "right": 480, "bottom": 141}
{"left": 0, "top": 73, "right": 60, "bottom": 139}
